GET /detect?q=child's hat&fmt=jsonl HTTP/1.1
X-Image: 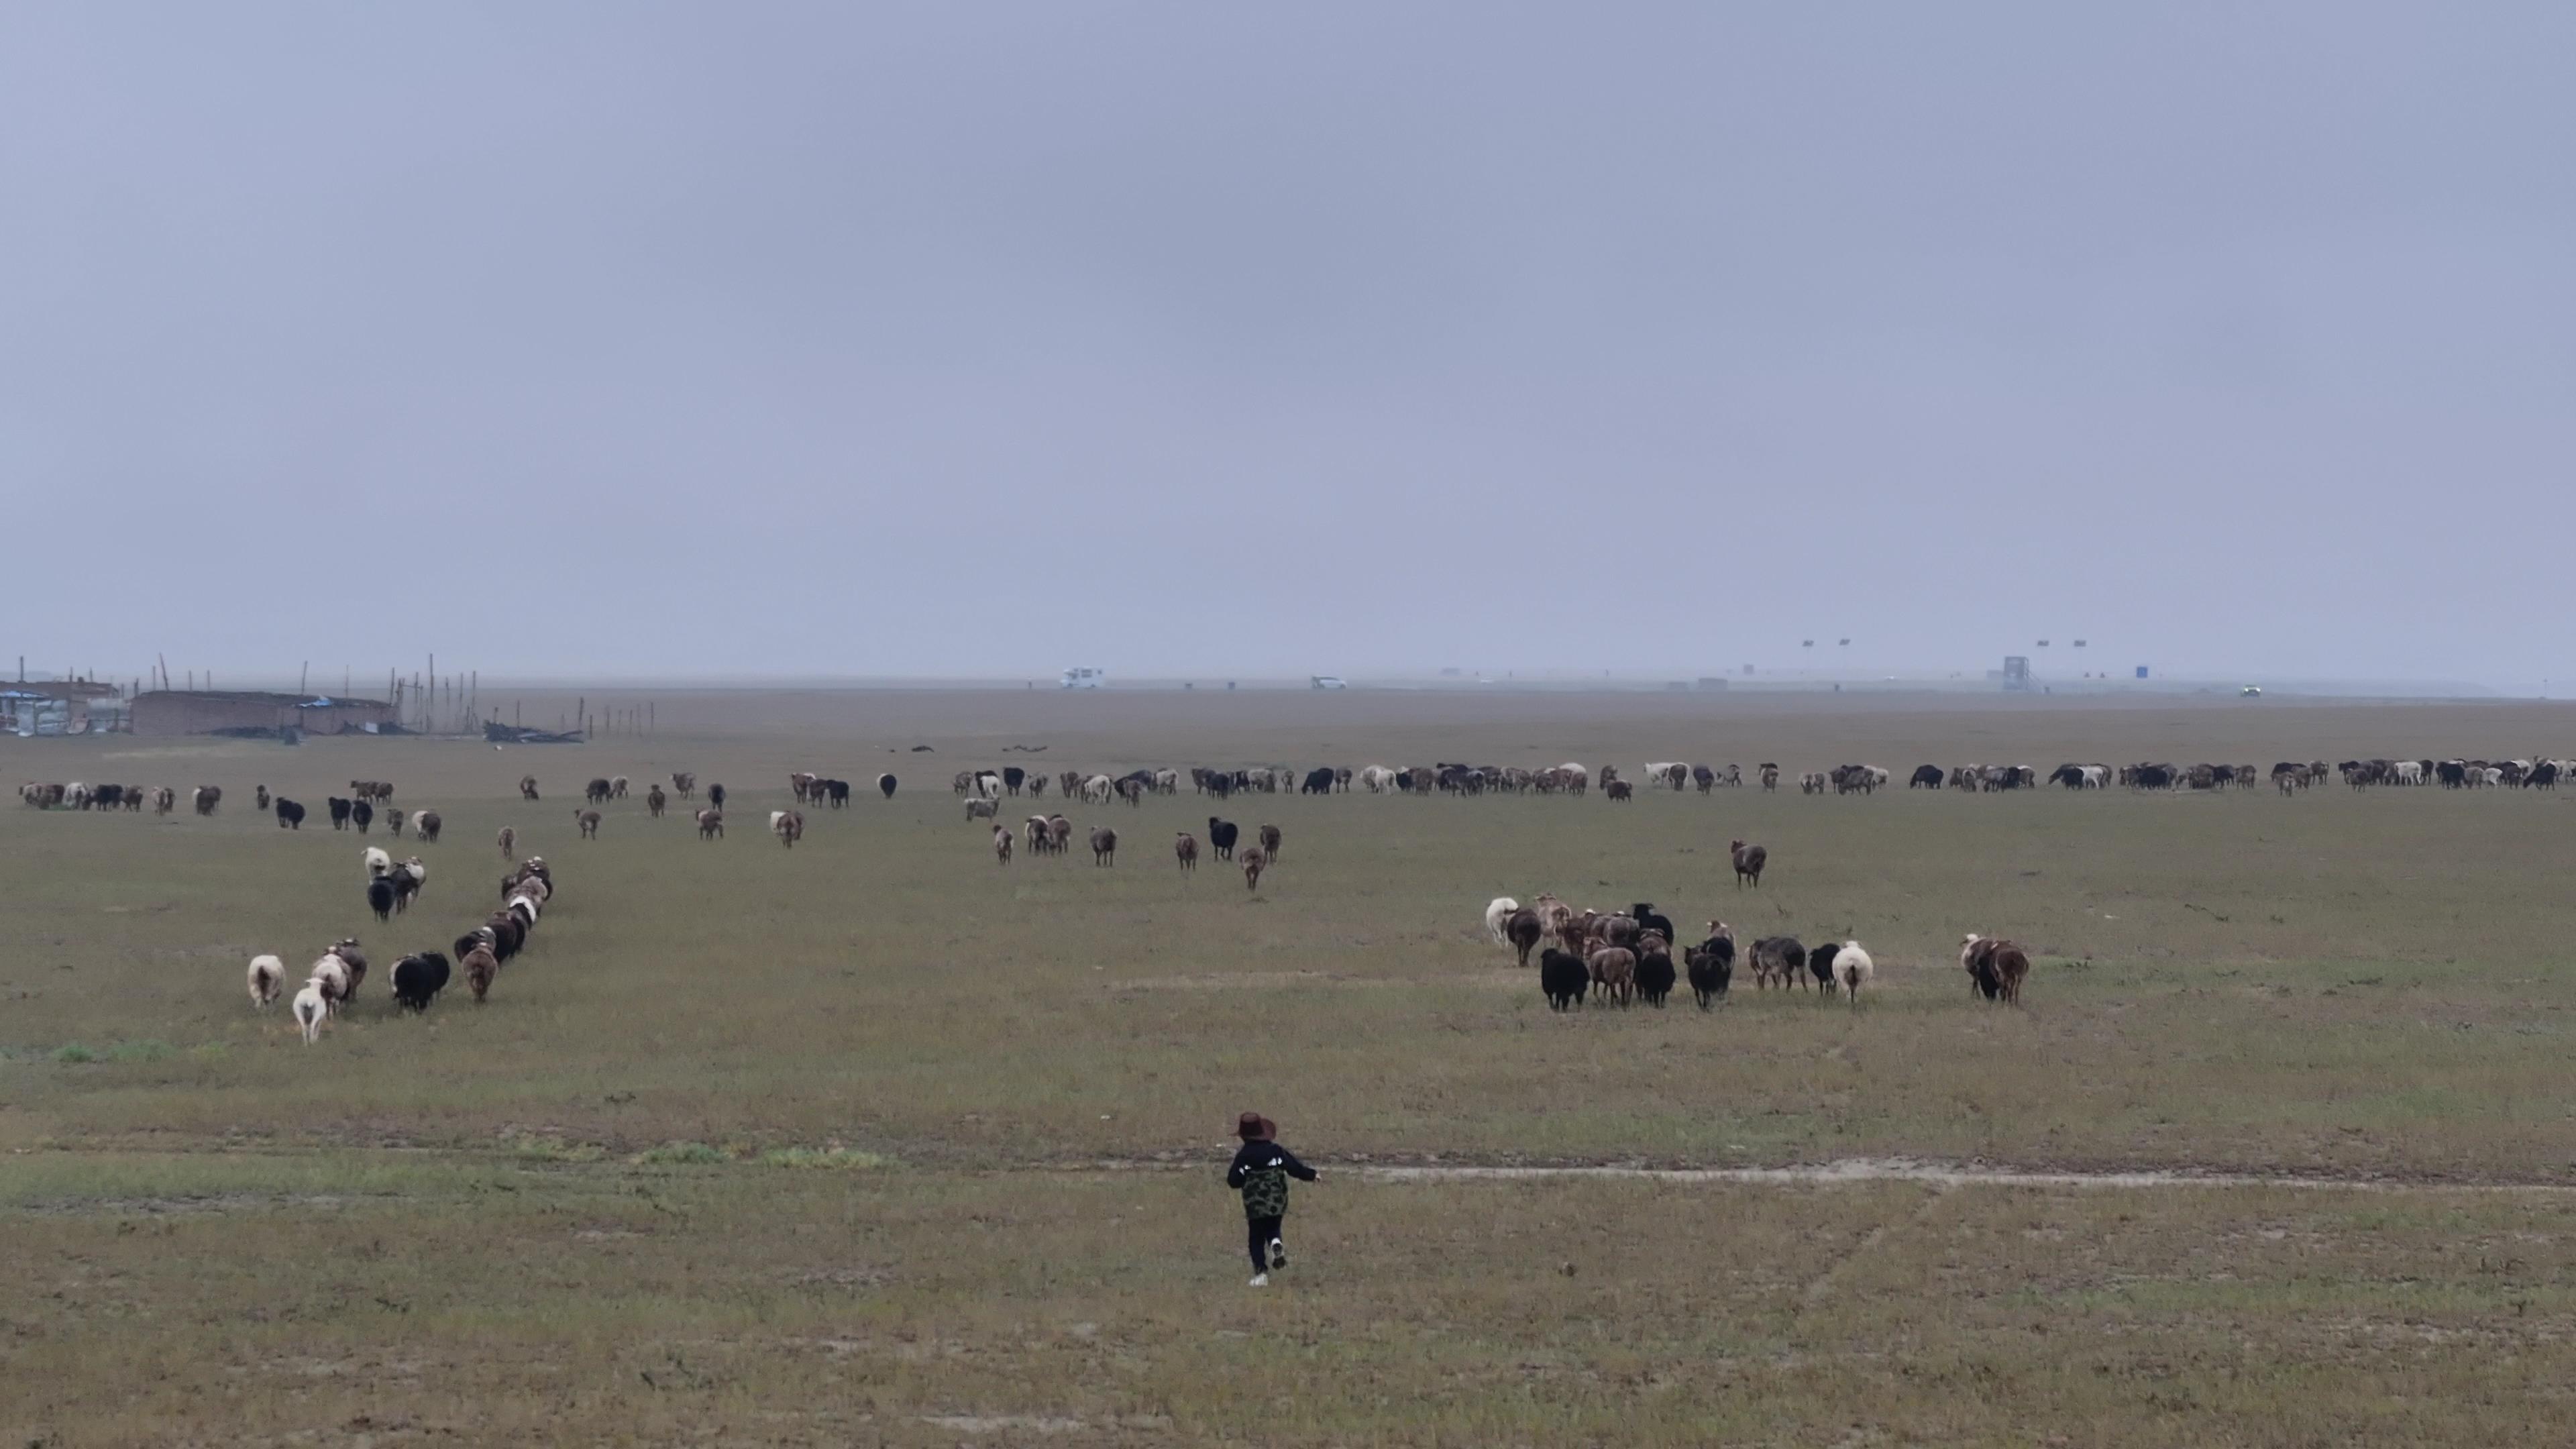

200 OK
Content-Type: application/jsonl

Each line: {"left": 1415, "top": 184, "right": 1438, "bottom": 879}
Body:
{"left": 1236, "top": 1112, "right": 1276, "bottom": 1140}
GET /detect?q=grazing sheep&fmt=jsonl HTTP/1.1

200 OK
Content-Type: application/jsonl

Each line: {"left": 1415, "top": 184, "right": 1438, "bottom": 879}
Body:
{"left": 646, "top": 784, "right": 667, "bottom": 816}
{"left": 497, "top": 825, "right": 517, "bottom": 858}
{"left": 1807, "top": 939, "right": 1839, "bottom": 994}
{"left": 462, "top": 945, "right": 500, "bottom": 1002}
{"left": 390, "top": 953, "right": 452, "bottom": 1012}
{"left": 362, "top": 846, "right": 391, "bottom": 877}
{"left": 1748, "top": 936, "right": 1805, "bottom": 990}
{"left": 772, "top": 808, "right": 804, "bottom": 847}
{"left": 1207, "top": 818, "right": 1239, "bottom": 860}
{"left": 1258, "top": 823, "right": 1282, "bottom": 860}
{"left": 993, "top": 824, "right": 1014, "bottom": 863}
{"left": 1605, "top": 780, "right": 1633, "bottom": 802}
{"left": 367, "top": 877, "right": 396, "bottom": 921}
{"left": 1686, "top": 925, "right": 1734, "bottom": 1008}
{"left": 415, "top": 810, "right": 441, "bottom": 843}
{"left": 1831, "top": 942, "right": 1874, "bottom": 1004}
{"left": 1539, "top": 947, "right": 1589, "bottom": 1010}
{"left": 965, "top": 797, "right": 999, "bottom": 822}
{"left": 1239, "top": 844, "right": 1267, "bottom": 891}
{"left": 1506, "top": 908, "right": 1544, "bottom": 967}
{"left": 1485, "top": 896, "right": 1521, "bottom": 946}
{"left": 1587, "top": 947, "right": 1636, "bottom": 1006}
{"left": 586, "top": 777, "right": 612, "bottom": 805}
{"left": 292, "top": 981, "right": 329, "bottom": 1042}
{"left": 1730, "top": 840, "right": 1767, "bottom": 889}
{"left": 877, "top": 773, "right": 897, "bottom": 799}
{"left": 1089, "top": 826, "right": 1118, "bottom": 865}
{"left": 1961, "top": 934, "right": 2030, "bottom": 1004}
{"left": 247, "top": 955, "right": 284, "bottom": 1010}
{"left": 519, "top": 775, "right": 541, "bottom": 800}
{"left": 696, "top": 809, "right": 724, "bottom": 840}
{"left": 1175, "top": 832, "right": 1199, "bottom": 871}
{"left": 1633, "top": 939, "right": 1676, "bottom": 1008}
{"left": 575, "top": 808, "right": 601, "bottom": 839}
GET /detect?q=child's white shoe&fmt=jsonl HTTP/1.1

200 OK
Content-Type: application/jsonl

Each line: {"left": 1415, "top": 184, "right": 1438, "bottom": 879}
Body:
{"left": 1248, "top": 1273, "right": 1269, "bottom": 1287}
{"left": 1269, "top": 1238, "right": 1287, "bottom": 1269}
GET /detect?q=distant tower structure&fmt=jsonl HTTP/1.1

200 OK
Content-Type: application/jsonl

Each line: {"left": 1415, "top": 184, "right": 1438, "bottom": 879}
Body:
{"left": 2002, "top": 655, "right": 2032, "bottom": 692}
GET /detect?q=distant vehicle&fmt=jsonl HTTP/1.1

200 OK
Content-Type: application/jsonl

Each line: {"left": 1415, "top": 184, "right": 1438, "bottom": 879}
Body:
{"left": 2240, "top": 686, "right": 2263, "bottom": 698}
{"left": 1060, "top": 667, "right": 1106, "bottom": 690}
{"left": 1310, "top": 676, "right": 1348, "bottom": 690}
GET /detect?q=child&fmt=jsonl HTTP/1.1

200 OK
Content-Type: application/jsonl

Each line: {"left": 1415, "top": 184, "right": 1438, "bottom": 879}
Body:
{"left": 1225, "top": 1112, "right": 1318, "bottom": 1287}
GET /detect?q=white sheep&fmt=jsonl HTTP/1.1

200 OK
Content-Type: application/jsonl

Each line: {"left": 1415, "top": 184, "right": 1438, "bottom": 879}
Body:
{"left": 401, "top": 857, "right": 427, "bottom": 891}
{"left": 247, "top": 954, "right": 284, "bottom": 1009}
{"left": 1484, "top": 896, "right": 1521, "bottom": 946}
{"left": 292, "top": 980, "right": 329, "bottom": 1043}
{"left": 1831, "top": 941, "right": 1875, "bottom": 1004}
{"left": 362, "top": 846, "right": 391, "bottom": 878}
{"left": 308, "top": 955, "right": 350, "bottom": 1014}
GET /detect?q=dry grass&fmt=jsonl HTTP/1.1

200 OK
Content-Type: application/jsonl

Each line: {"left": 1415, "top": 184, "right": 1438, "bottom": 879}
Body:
{"left": 7, "top": 690, "right": 2576, "bottom": 1441}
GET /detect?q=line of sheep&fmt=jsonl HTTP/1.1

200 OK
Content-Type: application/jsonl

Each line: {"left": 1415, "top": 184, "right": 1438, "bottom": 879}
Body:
{"left": 1485, "top": 894, "right": 2031, "bottom": 1014}
{"left": 250, "top": 855, "right": 556, "bottom": 1042}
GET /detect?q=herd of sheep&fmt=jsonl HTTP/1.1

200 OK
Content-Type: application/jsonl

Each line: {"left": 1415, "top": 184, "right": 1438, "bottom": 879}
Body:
{"left": 250, "top": 853, "right": 557, "bottom": 1042}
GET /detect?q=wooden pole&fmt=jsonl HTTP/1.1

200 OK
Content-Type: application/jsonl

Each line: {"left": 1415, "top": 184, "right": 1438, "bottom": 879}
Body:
{"left": 300, "top": 662, "right": 308, "bottom": 694}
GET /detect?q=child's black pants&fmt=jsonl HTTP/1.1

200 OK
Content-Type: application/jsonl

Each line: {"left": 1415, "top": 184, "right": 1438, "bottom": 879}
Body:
{"left": 1247, "top": 1215, "right": 1283, "bottom": 1272}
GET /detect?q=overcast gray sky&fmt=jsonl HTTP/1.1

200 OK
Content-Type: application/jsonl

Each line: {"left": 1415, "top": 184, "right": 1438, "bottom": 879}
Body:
{"left": 5, "top": 3, "right": 2571, "bottom": 687}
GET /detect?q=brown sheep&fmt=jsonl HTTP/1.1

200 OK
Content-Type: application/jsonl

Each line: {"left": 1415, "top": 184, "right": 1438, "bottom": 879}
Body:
{"left": 991, "top": 823, "right": 1013, "bottom": 863}
{"left": 1961, "top": 934, "right": 2033, "bottom": 1004}
{"left": 696, "top": 808, "right": 724, "bottom": 840}
{"left": 1175, "top": 832, "right": 1199, "bottom": 871}
{"left": 1730, "top": 839, "right": 1766, "bottom": 889}
{"left": 1089, "top": 826, "right": 1118, "bottom": 865}
{"left": 1506, "top": 908, "right": 1544, "bottom": 967}
{"left": 1258, "top": 822, "right": 1282, "bottom": 860}
{"left": 672, "top": 771, "right": 696, "bottom": 799}
{"left": 1587, "top": 947, "right": 1635, "bottom": 1006}
{"left": 647, "top": 784, "right": 667, "bottom": 817}
{"left": 417, "top": 810, "right": 441, "bottom": 843}
{"left": 519, "top": 775, "right": 541, "bottom": 801}
{"left": 574, "top": 809, "right": 601, "bottom": 839}
{"left": 1047, "top": 815, "right": 1072, "bottom": 853}
{"left": 497, "top": 825, "right": 517, "bottom": 859}
{"left": 772, "top": 809, "right": 804, "bottom": 847}
{"left": 462, "top": 945, "right": 500, "bottom": 1003}
{"left": 1239, "top": 844, "right": 1267, "bottom": 891}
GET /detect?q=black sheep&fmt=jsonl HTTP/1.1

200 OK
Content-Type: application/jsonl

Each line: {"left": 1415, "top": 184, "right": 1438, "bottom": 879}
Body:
{"left": 1809, "top": 936, "right": 1839, "bottom": 993}
{"left": 1538, "top": 948, "right": 1589, "bottom": 1011}
{"left": 453, "top": 927, "right": 494, "bottom": 963}
{"left": 824, "top": 779, "right": 850, "bottom": 807}
{"left": 1627, "top": 903, "right": 1675, "bottom": 945}
{"left": 708, "top": 784, "right": 727, "bottom": 810}
{"left": 328, "top": 797, "right": 352, "bottom": 829}
{"left": 1634, "top": 945, "right": 1676, "bottom": 1008}
{"left": 1686, "top": 938, "right": 1733, "bottom": 1008}
{"left": 389, "top": 869, "right": 419, "bottom": 913}
{"left": 352, "top": 800, "right": 374, "bottom": 833}
{"left": 1301, "top": 767, "right": 1336, "bottom": 795}
{"left": 485, "top": 912, "right": 524, "bottom": 962}
{"left": 390, "top": 952, "right": 451, "bottom": 1011}
{"left": 274, "top": 799, "right": 306, "bottom": 829}
{"left": 1206, "top": 817, "right": 1239, "bottom": 861}
{"left": 366, "top": 877, "right": 395, "bottom": 921}
{"left": 877, "top": 773, "right": 897, "bottom": 799}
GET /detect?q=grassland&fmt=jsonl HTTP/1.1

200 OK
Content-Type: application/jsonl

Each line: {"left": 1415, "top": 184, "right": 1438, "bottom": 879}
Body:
{"left": 7, "top": 688, "right": 2576, "bottom": 1444}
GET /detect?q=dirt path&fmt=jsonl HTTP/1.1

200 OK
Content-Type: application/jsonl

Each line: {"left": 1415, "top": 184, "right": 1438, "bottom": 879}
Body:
{"left": 1348, "top": 1158, "right": 2576, "bottom": 1192}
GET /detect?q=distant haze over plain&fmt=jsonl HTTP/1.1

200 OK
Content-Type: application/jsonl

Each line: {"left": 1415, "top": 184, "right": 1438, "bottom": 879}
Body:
{"left": 5, "top": 5, "right": 2571, "bottom": 690}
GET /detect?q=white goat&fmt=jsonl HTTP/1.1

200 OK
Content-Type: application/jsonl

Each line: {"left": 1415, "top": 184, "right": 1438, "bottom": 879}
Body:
{"left": 1484, "top": 896, "right": 1521, "bottom": 946}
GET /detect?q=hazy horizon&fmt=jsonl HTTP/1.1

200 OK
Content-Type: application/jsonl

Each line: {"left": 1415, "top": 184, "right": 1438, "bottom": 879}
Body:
{"left": 7, "top": 5, "right": 2571, "bottom": 688}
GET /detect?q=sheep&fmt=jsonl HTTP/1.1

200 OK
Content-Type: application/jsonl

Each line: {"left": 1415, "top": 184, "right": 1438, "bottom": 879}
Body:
{"left": 193, "top": 785, "right": 222, "bottom": 815}
{"left": 574, "top": 808, "right": 601, "bottom": 839}
{"left": 704, "top": 784, "right": 726, "bottom": 811}
{"left": 1831, "top": 942, "right": 1874, "bottom": 1004}
{"left": 329, "top": 797, "right": 354, "bottom": 829}
{"left": 254, "top": 785, "right": 268, "bottom": 810}
{"left": 1587, "top": 947, "right": 1636, "bottom": 1006}
{"left": 362, "top": 846, "right": 392, "bottom": 878}
{"left": 965, "top": 797, "right": 999, "bottom": 822}
{"left": 1633, "top": 938, "right": 1676, "bottom": 1008}
{"left": 1089, "top": 826, "right": 1118, "bottom": 865}
{"left": 647, "top": 784, "right": 667, "bottom": 817}
{"left": 1047, "top": 815, "right": 1072, "bottom": 853}
{"left": 247, "top": 954, "right": 284, "bottom": 1010}
{"left": 992, "top": 824, "right": 1014, "bottom": 863}
{"left": 399, "top": 855, "right": 427, "bottom": 899}
{"left": 672, "top": 772, "right": 696, "bottom": 799}
{"left": 519, "top": 774, "right": 541, "bottom": 800}
{"left": 586, "top": 777, "right": 613, "bottom": 805}
{"left": 1807, "top": 938, "right": 1839, "bottom": 994}
{"left": 1258, "top": 823, "right": 1282, "bottom": 860}
{"left": 326, "top": 940, "right": 368, "bottom": 1000}
{"left": 390, "top": 952, "right": 452, "bottom": 1012}
{"left": 697, "top": 809, "right": 724, "bottom": 840}
{"left": 1686, "top": 926, "right": 1734, "bottom": 1009}
{"left": 462, "top": 945, "right": 500, "bottom": 1002}
{"left": 308, "top": 954, "right": 351, "bottom": 1014}
{"left": 1208, "top": 818, "right": 1239, "bottom": 860}
{"left": 1731, "top": 839, "right": 1767, "bottom": 889}
{"left": 1748, "top": 936, "right": 1805, "bottom": 991}
{"left": 386, "top": 807, "right": 409, "bottom": 838}
{"left": 1539, "top": 947, "right": 1589, "bottom": 1010}
{"left": 292, "top": 980, "right": 329, "bottom": 1042}
{"left": 366, "top": 876, "right": 395, "bottom": 920}
{"left": 1175, "top": 832, "right": 1199, "bottom": 871}
{"left": 610, "top": 775, "right": 630, "bottom": 799}
{"left": 454, "top": 926, "right": 495, "bottom": 962}
{"left": 1240, "top": 845, "right": 1267, "bottom": 892}
{"left": 1628, "top": 903, "right": 1676, "bottom": 945}
{"left": 352, "top": 800, "right": 373, "bottom": 833}
{"left": 877, "top": 773, "right": 897, "bottom": 799}
{"left": 1605, "top": 780, "right": 1633, "bottom": 802}
{"left": 152, "top": 786, "right": 176, "bottom": 814}
{"left": 1506, "top": 908, "right": 1544, "bottom": 967}
{"left": 1484, "top": 896, "right": 1521, "bottom": 946}
{"left": 771, "top": 809, "right": 804, "bottom": 847}
{"left": 1961, "top": 934, "right": 2030, "bottom": 1004}
{"left": 498, "top": 825, "right": 517, "bottom": 857}
{"left": 416, "top": 810, "right": 441, "bottom": 843}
